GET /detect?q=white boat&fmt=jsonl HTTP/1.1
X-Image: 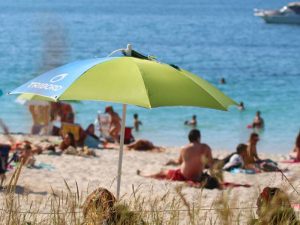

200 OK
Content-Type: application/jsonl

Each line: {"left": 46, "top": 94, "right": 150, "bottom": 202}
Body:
{"left": 254, "top": 2, "right": 300, "bottom": 24}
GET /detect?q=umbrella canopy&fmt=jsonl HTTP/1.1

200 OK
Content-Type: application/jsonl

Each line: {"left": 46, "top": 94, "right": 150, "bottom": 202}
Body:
{"left": 10, "top": 57, "right": 236, "bottom": 110}
{"left": 9, "top": 45, "right": 237, "bottom": 198}
{"left": 16, "top": 93, "right": 54, "bottom": 105}
{"left": 16, "top": 93, "right": 80, "bottom": 105}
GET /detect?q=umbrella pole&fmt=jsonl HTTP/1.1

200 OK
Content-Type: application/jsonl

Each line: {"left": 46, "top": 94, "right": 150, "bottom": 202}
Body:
{"left": 116, "top": 104, "right": 127, "bottom": 199}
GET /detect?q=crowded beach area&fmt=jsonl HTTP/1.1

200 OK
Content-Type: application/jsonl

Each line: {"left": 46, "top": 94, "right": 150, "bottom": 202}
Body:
{"left": 0, "top": 100, "right": 300, "bottom": 224}
{"left": 1, "top": 0, "right": 300, "bottom": 224}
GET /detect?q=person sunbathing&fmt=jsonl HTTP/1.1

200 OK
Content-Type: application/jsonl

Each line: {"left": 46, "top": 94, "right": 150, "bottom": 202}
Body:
{"left": 60, "top": 132, "right": 76, "bottom": 151}
{"left": 126, "top": 139, "right": 163, "bottom": 152}
{"left": 138, "top": 129, "right": 220, "bottom": 189}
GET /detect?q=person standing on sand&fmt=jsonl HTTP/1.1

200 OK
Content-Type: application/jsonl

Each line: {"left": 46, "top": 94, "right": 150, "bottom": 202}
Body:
{"left": 252, "top": 111, "right": 264, "bottom": 129}
{"left": 133, "top": 113, "right": 142, "bottom": 131}
{"left": 138, "top": 129, "right": 220, "bottom": 189}
{"left": 105, "top": 106, "right": 121, "bottom": 143}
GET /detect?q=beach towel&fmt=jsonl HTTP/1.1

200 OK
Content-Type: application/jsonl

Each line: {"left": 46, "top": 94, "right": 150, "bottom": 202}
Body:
{"left": 152, "top": 171, "right": 250, "bottom": 189}
{"left": 186, "top": 180, "right": 251, "bottom": 189}
{"left": 229, "top": 168, "right": 257, "bottom": 174}
{"left": 31, "top": 162, "right": 55, "bottom": 171}
{"left": 280, "top": 159, "right": 300, "bottom": 164}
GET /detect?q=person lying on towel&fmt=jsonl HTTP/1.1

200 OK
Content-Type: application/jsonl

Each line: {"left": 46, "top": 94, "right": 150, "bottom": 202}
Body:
{"left": 137, "top": 129, "right": 220, "bottom": 189}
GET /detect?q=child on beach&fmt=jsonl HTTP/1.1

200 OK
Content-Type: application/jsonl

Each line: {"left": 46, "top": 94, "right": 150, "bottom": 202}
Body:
{"left": 133, "top": 113, "right": 142, "bottom": 131}
{"left": 126, "top": 139, "right": 163, "bottom": 152}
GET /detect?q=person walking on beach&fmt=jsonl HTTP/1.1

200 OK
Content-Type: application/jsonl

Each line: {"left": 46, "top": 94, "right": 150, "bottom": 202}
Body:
{"left": 133, "top": 113, "right": 142, "bottom": 131}
{"left": 252, "top": 111, "right": 264, "bottom": 129}
{"left": 139, "top": 129, "right": 220, "bottom": 189}
{"left": 184, "top": 115, "right": 197, "bottom": 126}
{"left": 105, "top": 106, "right": 121, "bottom": 143}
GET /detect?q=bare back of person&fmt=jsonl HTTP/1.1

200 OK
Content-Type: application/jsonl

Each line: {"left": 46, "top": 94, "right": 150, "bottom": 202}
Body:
{"left": 180, "top": 142, "right": 212, "bottom": 181}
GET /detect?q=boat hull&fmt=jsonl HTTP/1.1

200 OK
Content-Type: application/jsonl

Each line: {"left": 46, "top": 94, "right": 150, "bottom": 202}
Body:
{"left": 261, "top": 15, "right": 300, "bottom": 24}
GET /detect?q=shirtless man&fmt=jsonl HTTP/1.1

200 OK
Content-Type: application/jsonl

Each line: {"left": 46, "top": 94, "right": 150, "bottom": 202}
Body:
{"left": 105, "top": 106, "right": 121, "bottom": 143}
{"left": 138, "top": 129, "right": 220, "bottom": 189}
{"left": 252, "top": 111, "right": 264, "bottom": 129}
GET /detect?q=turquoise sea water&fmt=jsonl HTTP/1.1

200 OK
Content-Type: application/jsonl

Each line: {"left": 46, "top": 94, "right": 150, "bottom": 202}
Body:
{"left": 0, "top": 0, "right": 299, "bottom": 153}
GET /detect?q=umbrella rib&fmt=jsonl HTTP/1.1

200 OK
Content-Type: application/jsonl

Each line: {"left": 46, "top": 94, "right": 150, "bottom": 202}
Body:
{"left": 179, "top": 70, "right": 232, "bottom": 110}
{"left": 132, "top": 61, "right": 152, "bottom": 108}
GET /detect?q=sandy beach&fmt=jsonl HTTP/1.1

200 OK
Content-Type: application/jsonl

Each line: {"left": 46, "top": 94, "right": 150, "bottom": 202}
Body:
{"left": 1, "top": 134, "right": 300, "bottom": 224}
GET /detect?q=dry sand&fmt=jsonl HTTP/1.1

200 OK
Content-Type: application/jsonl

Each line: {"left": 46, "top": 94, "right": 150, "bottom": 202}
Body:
{"left": 1, "top": 134, "right": 300, "bottom": 221}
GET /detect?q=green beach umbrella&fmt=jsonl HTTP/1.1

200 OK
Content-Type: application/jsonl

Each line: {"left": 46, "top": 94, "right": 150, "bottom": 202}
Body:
{"left": 9, "top": 44, "right": 237, "bottom": 198}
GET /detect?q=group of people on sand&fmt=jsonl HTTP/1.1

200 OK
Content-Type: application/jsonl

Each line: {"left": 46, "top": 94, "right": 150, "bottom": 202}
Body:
{"left": 138, "top": 128, "right": 300, "bottom": 189}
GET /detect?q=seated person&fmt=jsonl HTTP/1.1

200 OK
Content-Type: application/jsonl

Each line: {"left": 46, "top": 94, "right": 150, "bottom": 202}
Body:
{"left": 138, "top": 129, "right": 220, "bottom": 189}
{"left": 289, "top": 132, "right": 300, "bottom": 162}
{"left": 244, "top": 132, "right": 261, "bottom": 166}
{"left": 60, "top": 132, "right": 76, "bottom": 151}
{"left": 245, "top": 133, "right": 278, "bottom": 172}
{"left": 126, "top": 139, "right": 163, "bottom": 152}
{"left": 84, "top": 124, "right": 101, "bottom": 149}
{"left": 249, "top": 187, "right": 298, "bottom": 225}
{"left": 223, "top": 144, "right": 247, "bottom": 171}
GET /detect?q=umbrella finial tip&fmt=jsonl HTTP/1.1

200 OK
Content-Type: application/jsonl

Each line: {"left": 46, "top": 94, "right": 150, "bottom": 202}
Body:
{"left": 125, "top": 44, "right": 132, "bottom": 56}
